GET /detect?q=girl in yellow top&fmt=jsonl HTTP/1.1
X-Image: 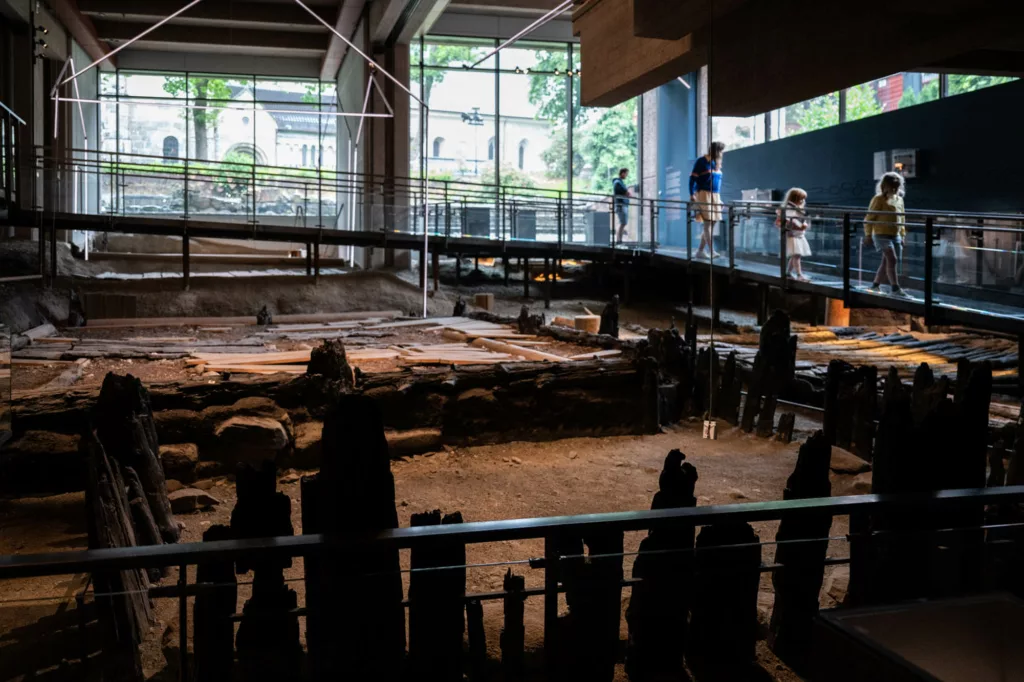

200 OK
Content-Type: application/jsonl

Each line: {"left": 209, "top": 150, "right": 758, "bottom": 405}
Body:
{"left": 864, "top": 172, "right": 909, "bottom": 298}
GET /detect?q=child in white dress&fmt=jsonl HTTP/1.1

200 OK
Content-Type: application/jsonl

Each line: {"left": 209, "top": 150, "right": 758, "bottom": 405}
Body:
{"left": 777, "top": 187, "right": 811, "bottom": 281}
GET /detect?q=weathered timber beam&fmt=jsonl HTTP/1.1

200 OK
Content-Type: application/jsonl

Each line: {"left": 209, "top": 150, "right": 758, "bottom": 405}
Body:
{"left": 574, "top": 0, "right": 706, "bottom": 107}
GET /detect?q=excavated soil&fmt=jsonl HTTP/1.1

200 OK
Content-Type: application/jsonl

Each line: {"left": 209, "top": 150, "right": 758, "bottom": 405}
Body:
{"left": 0, "top": 419, "right": 852, "bottom": 682}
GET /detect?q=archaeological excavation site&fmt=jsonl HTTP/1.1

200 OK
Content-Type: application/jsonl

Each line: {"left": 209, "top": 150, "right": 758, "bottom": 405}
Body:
{"left": 4, "top": 1, "right": 1024, "bottom": 681}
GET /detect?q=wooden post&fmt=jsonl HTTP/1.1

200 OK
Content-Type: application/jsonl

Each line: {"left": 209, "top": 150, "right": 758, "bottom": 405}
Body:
{"left": 232, "top": 462, "right": 301, "bottom": 681}
{"left": 503, "top": 256, "right": 510, "bottom": 287}
{"left": 306, "top": 243, "right": 312, "bottom": 277}
{"left": 501, "top": 570, "right": 526, "bottom": 676}
{"left": 193, "top": 524, "right": 236, "bottom": 682}
{"left": 419, "top": 247, "right": 427, "bottom": 289}
{"left": 716, "top": 350, "right": 742, "bottom": 425}
{"left": 409, "top": 510, "right": 466, "bottom": 681}
{"left": 467, "top": 599, "right": 487, "bottom": 680}
{"left": 433, "top": 251, "right": 440, "bottom": 292}
{"left": 687, "top": 522, "right": 761, "bottom": 680}
{"left": 626, "top": 450, "right": 698, "bottom": 679}
{"left": 565, "top": 531, "right": 623, "bottom": 682}
{"left": 85, "top": 431, "right": 152, "bottom": 682}
{"left": 523, "top": 258, "right": 530, "bottom": 298}
{"left": 94, "top": 373, "right": 179, "bottom": 544}
{"left": 769, "top": 431, "right": 833, "bottom": 673}
{"left": 305, "top": 395, "right": 405, "bottom": 678}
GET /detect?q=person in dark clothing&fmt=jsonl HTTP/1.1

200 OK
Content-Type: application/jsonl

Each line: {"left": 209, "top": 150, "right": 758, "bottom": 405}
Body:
{"left": 613, "top": 168, "right": 633, "bottom": 244}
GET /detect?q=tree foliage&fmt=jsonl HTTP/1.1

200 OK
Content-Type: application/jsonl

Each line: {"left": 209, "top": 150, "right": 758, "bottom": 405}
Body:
{"left": 947, "top": 74, "right": 1016, "bottom": 95}
{"left": 163, "top": 76, "right": 233, "bottom": 158}
{"left": 844, "top": 83, "right": 884, "bottom": 121}
{"left": 580, "top": 99, "right": 637, "bottom": 193}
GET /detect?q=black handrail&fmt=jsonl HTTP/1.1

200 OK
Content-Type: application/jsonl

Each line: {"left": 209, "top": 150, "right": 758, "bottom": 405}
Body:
{"left": 2, "top": 486, "right": 1022, "bottom": 580}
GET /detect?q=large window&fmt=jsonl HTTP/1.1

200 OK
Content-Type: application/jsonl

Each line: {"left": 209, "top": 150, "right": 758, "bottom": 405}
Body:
{"left": 723, "top": 71, "right": 1017, "bottom": 147}
{"left": 411, "top": 36, "right": 640, "bottom": 199}
{"left": 99, "top": 70, "right": 339, "bottom": 221}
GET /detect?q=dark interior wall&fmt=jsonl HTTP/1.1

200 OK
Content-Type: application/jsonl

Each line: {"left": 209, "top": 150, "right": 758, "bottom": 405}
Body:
{"left": 721, "top": 80, "right": 1024, "bottom": 214}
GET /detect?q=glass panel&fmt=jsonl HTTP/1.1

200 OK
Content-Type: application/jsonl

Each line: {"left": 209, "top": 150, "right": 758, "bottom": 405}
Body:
{"left": 116, "top": 100, "right": 186, "bottom": 216}
{"left": 498, "top": 71, "right": 568, "bottom": 194}
{"left": 770, "top": 92, "right": 838, "bottom": 138}
{"left": 947, "top": 74, "right": 1017, "bottom": 96}
{"left": 500, "top": 43, "right": 568, "bottom": 73}
{"left": 711, "top": 115, "right": 765, "bottom": 150}
{"left": 846, "top": 73, "right": 941, "bottom": 122}
{"left": 423, "top": 37, "right": 495, "bottom": 69}
{"left": 424, "top": 66, "right": 496, "bottom": 183}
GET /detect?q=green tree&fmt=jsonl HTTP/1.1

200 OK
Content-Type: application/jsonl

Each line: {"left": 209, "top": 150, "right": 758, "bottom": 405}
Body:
{"left": 580, "top": 99, "right": 637, "bottom": 193}
{"left": 948, "top": 74, "right": 1016, "bottom": 95}
{"left": 163, "top": 77, "right": 232, "bottom": 159}
{"left": 527, "top": 50, "right": 576, "bottom": 126}
{"left": 898, "top": 79, "right": 940, "bottom": 108}
{"left": 844, "top": 83, "right": 884, "bottom": 121}
{"left": 792, "top": 92, "right": 839, "bottom": 134}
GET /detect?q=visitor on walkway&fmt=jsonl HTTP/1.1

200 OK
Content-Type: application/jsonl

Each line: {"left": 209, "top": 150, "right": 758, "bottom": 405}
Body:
{"left": 613, "top": 168, "right": 633, "bottom": 245}
{"left": 690, "top": 141, "right": 726, "bottom": 259}
{"left": 864, "top": 171, "right": 909, "bottom": 298}
{"left": 778, "top": 187, "right": 811, "bottom": 281}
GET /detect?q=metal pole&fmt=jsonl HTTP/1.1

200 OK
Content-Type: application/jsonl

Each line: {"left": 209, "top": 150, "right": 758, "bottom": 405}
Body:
{"left": 924, "top": 216, "right": 934, "bottom": 325}
{"left": 183, "top": 224, "right": 190, "bottom": 290}
{"left": 178, "top": 564, "right": 188, "bottom": 682}
{"left": 728, "top": 205, "right": 736, "bottom": 271}
{"left": 543, "top": 536, "right": 559, "bottom": 673}
{"left": 842, "top": 212, "right": 852, "bottom": 303}
{"left": 780, "top": 206, "right": 788, "bottom": 286}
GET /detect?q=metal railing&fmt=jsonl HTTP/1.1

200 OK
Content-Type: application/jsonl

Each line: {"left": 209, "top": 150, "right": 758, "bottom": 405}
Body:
{"left": 9, "top": 149, "right": 1024, "bottom": 330}
{"left": 2, "top": 485, "right": 1022, "bottom": 680}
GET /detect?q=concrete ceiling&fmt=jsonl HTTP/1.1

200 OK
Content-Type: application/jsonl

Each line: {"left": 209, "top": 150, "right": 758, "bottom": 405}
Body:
{"left": 74, "top": 0, "right": 364, "bottom": 79}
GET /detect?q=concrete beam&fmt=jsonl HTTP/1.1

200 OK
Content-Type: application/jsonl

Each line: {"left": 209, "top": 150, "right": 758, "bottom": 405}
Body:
{"left": 574, "top": 0, "right": 705, "bottom": 107}
{"left": 321, "top": 0, "right": 365, "bottom": 81}
{"left": 370, "top": 0, "right": 407, "bottom": 44}
{"left": 397, "top": 0, "right": 451, "bottom": 44}
{"left": 78, "top": 0, "right": 336, "bottom": 30}
{"left": 50, "top": 0, "right": 117, "bottom": 69}
{"left": 92, "top": 18, "right": 328, "bottom": 54}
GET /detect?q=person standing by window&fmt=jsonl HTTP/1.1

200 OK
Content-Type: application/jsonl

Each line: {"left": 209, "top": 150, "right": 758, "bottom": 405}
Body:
{"left": 864, "top": 171, "right": 909, "bottom": 297}
{"left": 613, "top": 168, "right": 633, "bottom": 245}
{"left": 690, "top": 141, "right": 726, "bottom": 259}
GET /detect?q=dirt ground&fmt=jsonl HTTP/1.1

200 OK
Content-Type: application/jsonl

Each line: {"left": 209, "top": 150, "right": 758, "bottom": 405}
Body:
{"left": 0, "top": 417, "right": 853, "bottom": 682}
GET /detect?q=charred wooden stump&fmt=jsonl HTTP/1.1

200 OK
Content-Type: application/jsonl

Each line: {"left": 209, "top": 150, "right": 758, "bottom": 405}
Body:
{"left": 256, "top": 305, "right": 273, "bottom": 326}
{"left": 94, "top": 373, "right": 179, "bottom": 544}
{"left": 304, "top": 394, "right": 405, "bottom": 678}
{"left": 453, "top": 296, "right": 467, "bottom": 316}
{"left": 467, "top": 599, "right": 487, "bottom": 680}
{"left": 646, "top": 327, "right": 693, "bottom": 425}
{"left": 599, "top": 295, "right": 620, "bottom": 338}
{"left": 501, "top": 569, "right": 526, "bottom": 677}
{"left": 123, "top": 466, "right": 163, "bottom": 582}
{"left": 769, "top": 431, "right": 832, "bottom": 673}
{"left": 409, "top": 509, "right": 466, "bottom": 681}
{"left": 84, "top": 433, "right": 152, "bottom": 682}
{"left": 626, "top": 450, "right": 699, "bottom": 681}
{"left": 851, "top": 365, "right": 878, "bottom": 460}
{"left": 193, "top": 524, "right": 237, "bottom": 682}
{"left": 716, "top": 351, "right": 743, "bottom": 426}
{"left": 774, "top": 412, "right": 796, "bottom": 444}
{"left": 687, "top": 522, "right": 761, "bottom": 681}
{"left": 823, "top": 360, "right": 856, "bottom": 446}
{"left": 299, "top": 474, "right": 325, "bottom": 677}
{"left": 517, "top": 305, "right": 545, "bottom": 334}
{"left": 564, "top": 531, "right": 623, "bottom": 682}
{"left": 231, "top": 462, "right": 301, "bottom": 681}
{"left": 306, "top": 338, "right": 354, "bottom": 388}
{"left": 744, "top": 312, "right": 796, "bottom": 436}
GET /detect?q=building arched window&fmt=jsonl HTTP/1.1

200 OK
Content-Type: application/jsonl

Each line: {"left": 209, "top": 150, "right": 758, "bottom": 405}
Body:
{"left": 302, "top": 144, "right": 308, "bottom": 167}
{"left": 311, "top": 144, "right": 318, "bottom": 167}
{"left": 487, "top": 137, "right": 495, "bottom": 161}
{"left": 517, "top": 139, "right": 528, "bottom": 170}
{"left": 162, "top": 135, "right": 179, "bottom": 160}
{"left": 432, "top": 137, "right": 445, "bottom": 158}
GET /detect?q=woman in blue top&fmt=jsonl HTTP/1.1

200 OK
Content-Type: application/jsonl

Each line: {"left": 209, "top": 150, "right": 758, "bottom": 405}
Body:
{"left": 690, "top": 141, "right": 725, "bottom": 259}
